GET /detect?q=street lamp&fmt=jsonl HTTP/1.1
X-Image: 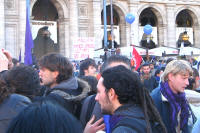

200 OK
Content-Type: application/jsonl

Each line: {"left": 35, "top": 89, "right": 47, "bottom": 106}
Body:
{"left": 143, "top": 24, "right": 153, "bottom": 61}
{"left": 110, "top": 0, "right": 114, "bottom": 52}
{"left": 103, "top": 0, "right": 107, "bottom": 49}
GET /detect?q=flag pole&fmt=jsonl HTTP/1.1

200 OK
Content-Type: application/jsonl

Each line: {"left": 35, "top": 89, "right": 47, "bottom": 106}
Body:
{"left": 24, "top": 0, "right": 34, "bottom": 66}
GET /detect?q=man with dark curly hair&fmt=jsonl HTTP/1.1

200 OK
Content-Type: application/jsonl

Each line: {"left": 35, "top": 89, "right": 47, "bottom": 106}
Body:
{"left": 95, "top": 65, "right": 167, "bottom": 133}
{"left": 38, "top": 53, "right": 90, "bottom": 118}
{"left": 6, "top": 66, "right": 41, "bottom": 100}
{"left": 79, "top": 58, "right": 97, "bottom": 77}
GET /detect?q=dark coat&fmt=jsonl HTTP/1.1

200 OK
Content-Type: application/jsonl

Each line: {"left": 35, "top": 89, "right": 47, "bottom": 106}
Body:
{"left": 80, "top": 95, "right": 102, "bottom": 127}
{"left": 111, "top": 104, "right": 147, "bottom": 133}
{"left": 143, "top": 76, "right": 158, "bottom": 92}
{"left": 45, "top": 77, "right": 90, "bottom": 119}
{"left": 0, "top": 94, "right": 31, "bottom": 133}
{"left": 151, "top": 87, "right": 191, "bottom": 133}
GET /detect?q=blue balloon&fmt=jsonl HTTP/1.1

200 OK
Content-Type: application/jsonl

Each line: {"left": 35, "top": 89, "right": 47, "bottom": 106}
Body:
{"left": 144, "top": 24, "right": 153, "bottom": 35}
{"left": 125, "top": 13, "right": 135, "bottom": 24}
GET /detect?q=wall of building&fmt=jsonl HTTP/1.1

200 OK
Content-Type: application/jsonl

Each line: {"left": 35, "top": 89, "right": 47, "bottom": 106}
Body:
{"left": 3, "top": 0, "right": 200, "bottom": 59}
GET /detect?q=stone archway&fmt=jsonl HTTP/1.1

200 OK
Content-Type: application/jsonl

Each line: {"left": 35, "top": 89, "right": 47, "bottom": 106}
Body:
{"left": 30, "top": 0, "right": 69, "bottom": 56}
{"left": 112, "top": 4, "right": 126, "bottom": 47}
{"left": 101, "top": 4, "right": 126, "bottom": 48}
{"left": 175, "top": 8, "right": 199, "bottom": 47}
{"left": 138, "top": 7, "right": 164, "bottom": 47}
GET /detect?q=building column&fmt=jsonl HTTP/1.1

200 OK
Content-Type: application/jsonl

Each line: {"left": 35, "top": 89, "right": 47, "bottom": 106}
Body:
{"left": 69, "top": 0, "right": 79, "bottom": 58}
{"left": 193, "top": 26, "right": 200, "bottom": 47}
{"left": 162, "top": 24, "right": 168, "bottom": 46}
{"left": 157, "top": 24, "right": 166, "bottom": 46}
{"left": 0, "top": 0, "right": 5, "bottom": 48}
{"left": 93, "top": 0, "right": 102, "bottom": 49}
{"left": 166, "top": 4, "right": 176, "bottom": 47}
{"left": 19, "top": 0, "right": 26, "bottom": 62}
{"left": 129, "top": 1, "right": 139, "bottom": 46}
{"left": 58, "top": 18, "right": 69, "bottom": 57}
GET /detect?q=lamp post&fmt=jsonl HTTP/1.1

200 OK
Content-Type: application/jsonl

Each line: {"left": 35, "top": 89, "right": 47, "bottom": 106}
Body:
{"left": 146, "top": 35, "right": 150, "bottom": 61}
{"left": 110, "top": 0, "right": 114, "bottom": 51}
{"left": 103, "top": 0, "right": 107, "bottom": 49}
{"left": 143, "top": 24, "right": 153, "bottom": 61}
{"left": 102, "top": 0, "right": 109, "bottom": 61}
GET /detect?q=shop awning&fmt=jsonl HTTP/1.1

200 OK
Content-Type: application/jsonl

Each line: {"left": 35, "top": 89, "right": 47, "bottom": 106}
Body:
{"left": 179, "top": 46, "right": 200, "bottom": 56}
{"left": 148, "top": 46, "right": 179, "bottom": 56}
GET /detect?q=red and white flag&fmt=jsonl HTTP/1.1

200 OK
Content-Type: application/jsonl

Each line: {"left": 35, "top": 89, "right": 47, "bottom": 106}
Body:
{"left": 131, "top": 46, "right": 142, "bottom": 70}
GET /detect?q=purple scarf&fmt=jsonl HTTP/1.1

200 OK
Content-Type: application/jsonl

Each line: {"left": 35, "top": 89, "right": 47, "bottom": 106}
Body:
{"left": 160, "top": 82, "right": 190, "bottom": 132}
{"left": 109, "top": 115, "right": 123, "bottom": 132}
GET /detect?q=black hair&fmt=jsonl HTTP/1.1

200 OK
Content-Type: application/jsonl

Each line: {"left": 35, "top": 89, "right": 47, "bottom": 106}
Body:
{"left": 131, "top": 65, "right": 135, "bottom": 70}
{"left": 101, "top": 65, "right": 167, "bottom": 133}
{"left": 0, "top": 71, "right": 13, "bottom": 104}
{"left": 79, "top": 58, "right": 96, "bottom": 76}
{"left": 80, "top": 76, "right": 98, "bottom": 95}
{"left": 12, "top": 58, "right": 20, "bottom": 66}
{"left": 6, "top": 66, "right": 41, "bottom": 99}
{"left": 6, "top": 99, "right": 83, "bottom": 133}
{"left": 166, "top": 58, "right": 175, "bottom": 65}
{"left": 142, "top": 62, "right": 150, "bottom": 67}
{"left": 102, "top": 65, "right": 142, "bottom": 104}
{"left": 186, "top": 68, "right": 199, "bottom": 90}
{"left": 102, "top": 55, "right": 131, "bottom": 73}
{"left": 155, "top": 69, "right": 161, "bottom": 77}
{"left": 160, "top": 66, "right": 165, "bottom": 72}
{"left": 187, "top": 78, "right": 196, "bottom": 90}
{"left": 39, "top": 53, "right": 73, "bottom": 83}
{"left": 192, "top": 67, "right": 199, "bottom": 78}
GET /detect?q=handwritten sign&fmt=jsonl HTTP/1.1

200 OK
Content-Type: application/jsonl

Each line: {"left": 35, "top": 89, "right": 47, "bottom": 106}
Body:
{"left": 72, "top": 37, "right": 95, "bottom": 60}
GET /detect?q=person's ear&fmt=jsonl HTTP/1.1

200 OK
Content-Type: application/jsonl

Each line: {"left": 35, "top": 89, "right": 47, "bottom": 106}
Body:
{"left": 108, "top": 88, "right": 116, "bottom": 100}
{"left": 53, "top": 71, "right": 59, "bottom": 79}
{"left": 84, "top": 69, "right": 89, "bottom": 76}
{"left": 168, "top": 73, "right": 173, "bottom": 81}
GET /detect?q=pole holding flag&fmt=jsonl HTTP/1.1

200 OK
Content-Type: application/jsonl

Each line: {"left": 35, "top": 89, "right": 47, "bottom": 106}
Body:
{"left": 24, "top": 0, "right": 34, "bottom": 66}
{"left": 18, "top": 48, "right": 21, "bottom": 62}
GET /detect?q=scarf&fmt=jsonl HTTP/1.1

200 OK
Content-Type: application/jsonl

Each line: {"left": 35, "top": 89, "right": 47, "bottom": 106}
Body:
{"left": 109, "top": 115, "right": 123, "bottom": 132}
{"left": 160, "top": 82, "right": 190, "bottom": 133}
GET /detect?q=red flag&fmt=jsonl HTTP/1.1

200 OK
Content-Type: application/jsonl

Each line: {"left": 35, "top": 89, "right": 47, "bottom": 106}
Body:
{"left": 131, "top": 46, "right": 142, "bottom": 70}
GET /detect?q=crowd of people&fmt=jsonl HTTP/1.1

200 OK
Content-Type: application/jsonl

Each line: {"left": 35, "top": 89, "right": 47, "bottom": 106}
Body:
{"left": 1, "top": 49, "right": 200, "bottom": 133}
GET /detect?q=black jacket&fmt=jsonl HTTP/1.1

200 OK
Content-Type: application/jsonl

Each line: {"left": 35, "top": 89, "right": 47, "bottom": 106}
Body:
{"left": 111, "top": 104, "right": 147, "bottom": 133}
{"left": 45, "top": 77, "right": 90, "bottom": 119}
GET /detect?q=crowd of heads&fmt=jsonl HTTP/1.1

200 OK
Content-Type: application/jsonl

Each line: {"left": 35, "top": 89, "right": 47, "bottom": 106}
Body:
{"left": 1, "top": 49, "right": 200, "bottom": 133}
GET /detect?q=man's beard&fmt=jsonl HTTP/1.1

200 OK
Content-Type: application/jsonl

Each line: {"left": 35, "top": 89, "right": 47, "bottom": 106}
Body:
{"left": 41, "top": 79, "right": 55, "bottom": 88}
{"left": 101, "top": 108, "right": 112, "bottom": 115}
{"left": 101, "top": 96, "right": 113, "bottom": 115}
{"left": 143, "top": 73, "right": 150, "bottom": 79}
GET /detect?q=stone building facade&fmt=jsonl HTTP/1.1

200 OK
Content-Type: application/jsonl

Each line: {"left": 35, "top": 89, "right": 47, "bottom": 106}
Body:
{"left": 1, "top": 0, "right": 200, "bottom": 59}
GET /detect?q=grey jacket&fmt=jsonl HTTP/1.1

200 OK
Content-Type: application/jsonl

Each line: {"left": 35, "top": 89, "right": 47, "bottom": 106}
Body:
{"left": 0, "top": 94, "right": 31, "bottom": 133}
{"left": 45, "top": 77, "right": 90, "bottom": 102}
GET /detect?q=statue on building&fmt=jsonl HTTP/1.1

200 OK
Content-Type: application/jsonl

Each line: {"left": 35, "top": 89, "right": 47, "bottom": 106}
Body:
{"left": 33, "top": 26, "right": 59, "bottom": 60}
{"left": 177, "top": 31, "right": 192, "bottom": 48}
{"left": 140, "top": 33, "right": 156, "bottom": 49}
{"left": 102, "top": 31, "right": 119, "bottom": 49}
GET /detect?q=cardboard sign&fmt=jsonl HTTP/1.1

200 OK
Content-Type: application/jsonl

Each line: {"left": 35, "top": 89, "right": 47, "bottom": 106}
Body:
{"left": 72, "top": 37, "right": 95, "bottom": 60}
